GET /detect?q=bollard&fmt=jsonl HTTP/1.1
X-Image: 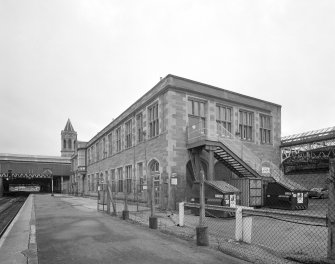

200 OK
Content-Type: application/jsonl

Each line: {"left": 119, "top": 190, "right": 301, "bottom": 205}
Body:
{"left": 122, "top": 210, "right": 129, "bottom": 220}
{"left": 149, "top": 216, "right": 158, "bottom": 229}
{"left": 196, "top": 226, "right": 209, "bottom": 246}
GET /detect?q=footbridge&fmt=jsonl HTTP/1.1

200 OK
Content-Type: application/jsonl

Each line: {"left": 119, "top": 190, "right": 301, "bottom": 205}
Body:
{"left": 281, "top": 126, "right": 335, "bottom": 174}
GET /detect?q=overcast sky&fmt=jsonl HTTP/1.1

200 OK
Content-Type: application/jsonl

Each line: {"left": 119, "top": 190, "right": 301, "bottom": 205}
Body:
{"left": 0, "top": 0, "right": 334, "bottom": 156}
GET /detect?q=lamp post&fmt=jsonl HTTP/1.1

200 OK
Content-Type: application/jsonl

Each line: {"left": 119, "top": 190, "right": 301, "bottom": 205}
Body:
{"left": 149, "top": 172, "right": 158, "bottom": 229}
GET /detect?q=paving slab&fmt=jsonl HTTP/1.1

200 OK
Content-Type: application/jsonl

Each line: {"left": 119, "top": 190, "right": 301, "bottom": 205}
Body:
{"left": 35, "top": 194, "right": 249, "bottom": 264}
{"left": 0, "top": 195, "right": 34, "bottom": 264}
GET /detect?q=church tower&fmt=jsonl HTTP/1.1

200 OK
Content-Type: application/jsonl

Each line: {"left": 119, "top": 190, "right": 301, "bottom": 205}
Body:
{"left": 61, "top": 119, "right": 77, "bottom": 157}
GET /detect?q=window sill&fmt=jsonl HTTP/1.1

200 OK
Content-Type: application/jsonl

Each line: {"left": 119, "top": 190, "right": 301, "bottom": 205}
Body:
{"left": 260, "top": 142, "right": 273, "bottom": 146}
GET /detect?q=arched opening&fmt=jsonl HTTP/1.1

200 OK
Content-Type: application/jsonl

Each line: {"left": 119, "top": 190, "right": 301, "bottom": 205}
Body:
{"left": 68, "top": 139, "right": 72, "bottom": 149}
{"left": 63, "top": 139, "right": 66, "bottom": 149}
{"left": 148, "top": 159, "right": 160, "bottom": 205}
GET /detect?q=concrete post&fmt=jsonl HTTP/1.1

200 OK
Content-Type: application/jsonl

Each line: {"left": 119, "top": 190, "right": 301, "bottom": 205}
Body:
{"left": 235, "top": 206, "right": 253, "bottom": 243}
{"left": 179, "top": 202, "right": 184, "bottom": 227}
{"left": 327, "top": 159, "right": 335, "bottom": 261}
{"left": 235, "top": 207, "right": 243, "bottom": 241}
{"left": 196, "top": 170, "right": 209, "bottom": 246}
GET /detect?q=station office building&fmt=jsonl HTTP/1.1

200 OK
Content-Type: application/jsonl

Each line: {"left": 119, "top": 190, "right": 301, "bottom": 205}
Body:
{"left": 71, "top": 75, "right": 281, "bottom": 209}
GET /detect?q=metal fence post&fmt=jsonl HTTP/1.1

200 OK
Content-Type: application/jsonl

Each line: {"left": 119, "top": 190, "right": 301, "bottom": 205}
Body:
{"left": 107, "top": 182, "right": 111, "bottom": 215}
{"left": 196, "top": 170, "right": 209, "bottom": 246}
{"left": 149, "top": 175, "right": 158, "bottom": 229}
{"left": 122, "top": 191, "right": 129, "bottom": 220}
{"left": 97, "top": 184, "right": 99, "bottom": 211}
{"left": 327, "top": 158, "right": 335, "bottom": 261}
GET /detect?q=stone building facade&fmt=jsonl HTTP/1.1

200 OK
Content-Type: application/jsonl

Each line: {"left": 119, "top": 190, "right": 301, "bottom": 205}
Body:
{"left": 71, "top": 75, "right": 281, "bottom": 209}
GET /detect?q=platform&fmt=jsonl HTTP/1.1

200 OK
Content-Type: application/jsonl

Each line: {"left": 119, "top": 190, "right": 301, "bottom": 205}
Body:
{"left": 0, "top": 194, "right": 248, "bottom": 264}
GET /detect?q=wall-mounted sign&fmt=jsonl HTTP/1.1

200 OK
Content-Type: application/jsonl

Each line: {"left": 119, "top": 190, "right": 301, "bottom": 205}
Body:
{"left": 143, "top": 185, "right": 148, "bottom": 190}
{"left": 171, "top": 178, "right": 177, "bottom": 185}
{"left": 230, "top": 194, "right": 236, "bottom": 207}
{"left": 214, "top": 194, "right": 223, "bottom": 198}
{"left": 261, "top": 167, "right": 270, "bottom": 174}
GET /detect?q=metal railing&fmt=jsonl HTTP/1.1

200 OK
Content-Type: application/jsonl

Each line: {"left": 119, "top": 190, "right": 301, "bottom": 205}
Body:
{"left": 187, "top": 121, "right": 284, "bottom": 181}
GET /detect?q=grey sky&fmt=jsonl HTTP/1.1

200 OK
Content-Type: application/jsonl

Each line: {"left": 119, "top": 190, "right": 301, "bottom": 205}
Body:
{"left": 0, "top": 0, "right": 334, "bottom": 156}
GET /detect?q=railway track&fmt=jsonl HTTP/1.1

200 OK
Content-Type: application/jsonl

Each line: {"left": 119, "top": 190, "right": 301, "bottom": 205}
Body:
{"left": 0, "top": 196, "right": 27, "bottom": 238}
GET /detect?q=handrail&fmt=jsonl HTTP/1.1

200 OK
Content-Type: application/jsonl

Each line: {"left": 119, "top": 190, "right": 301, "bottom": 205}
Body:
{"left": 184, "top": 202, "right": 326, "bottom": 224}
{"left": 187, "top": 121, "right": 284, "bottom": 181}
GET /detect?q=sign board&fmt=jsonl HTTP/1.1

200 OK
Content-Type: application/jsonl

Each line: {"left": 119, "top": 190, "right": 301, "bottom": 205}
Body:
{"left": 171, "top": 178, "right": 177, "bottom": 185}
{"left": 297, "top": 193, "right": 303, "bottom": 204}
{"left": 143, "top": 185, "right": 148, "bottom": 190}
{"left": 262, "top": 167, "right": 270, "bottom": 174}
{"left": 214, "top": 194, "right": 223, "bottom": 198}
{"left": 98, "top": 186, "right": 101, "bottom": 191}
{"left": 229, "top": 194, "right": 236, "bottom": 207}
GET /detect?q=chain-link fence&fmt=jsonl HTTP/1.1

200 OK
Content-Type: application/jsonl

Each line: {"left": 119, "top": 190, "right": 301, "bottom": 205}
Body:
{"left": 94, "top": 167, "right": 334, "bottom": 264}
{"left": 182, "top": 171, "right": 331, "bottom": 264}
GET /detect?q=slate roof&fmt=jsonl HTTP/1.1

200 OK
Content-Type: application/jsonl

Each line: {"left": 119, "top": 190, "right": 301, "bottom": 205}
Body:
{"left": 205, "top": 180, "right": 240, "bottom": 193}
{"left": 64, "top": 118, "right": 74, "bottom": 132}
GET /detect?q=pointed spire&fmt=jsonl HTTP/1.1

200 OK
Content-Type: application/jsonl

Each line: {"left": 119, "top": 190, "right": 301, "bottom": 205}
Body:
{"left": 64, "top": 118, "right": 74, "bottom": 132}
